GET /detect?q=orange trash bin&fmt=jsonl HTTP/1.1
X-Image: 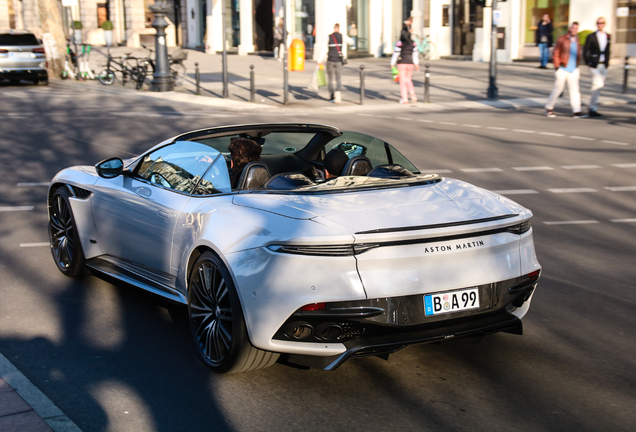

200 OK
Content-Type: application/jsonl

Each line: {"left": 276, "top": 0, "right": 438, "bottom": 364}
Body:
{"left": 289, "top": 38, "right": 305, "bottom": 71}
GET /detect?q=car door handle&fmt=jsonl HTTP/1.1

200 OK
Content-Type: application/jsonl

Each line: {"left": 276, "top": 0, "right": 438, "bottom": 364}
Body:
{"left": 157, "top": 210, "right": 170, "bottom": 219}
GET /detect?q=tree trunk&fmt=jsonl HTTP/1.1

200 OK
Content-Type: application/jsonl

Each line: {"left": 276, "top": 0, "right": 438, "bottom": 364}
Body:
{"left": 38, "top": 0, "right": 67, "bottom": 78}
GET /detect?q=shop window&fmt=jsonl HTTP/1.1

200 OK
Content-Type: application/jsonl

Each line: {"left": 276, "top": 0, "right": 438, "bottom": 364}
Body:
{"left": 442, "top": 5, "right": 449, "bottom": 26}
{"left": 525, "top": 0, "right": 570, "bottom": 44}
{"left": 617, "top": 1, "right": 636, "bottom": 44}
{"left": 97, "top": 4, "right": 108, "bottom": 28}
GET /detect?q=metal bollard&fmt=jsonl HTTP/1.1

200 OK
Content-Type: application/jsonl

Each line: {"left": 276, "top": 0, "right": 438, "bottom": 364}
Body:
{"left": 424, "top": 63, "right": 430, "bottom": 103}
{"left": 250, "top": 65, "right": 255, "bottom": 103}
{"left": 623, "top": 56, "right": 630, "bottom": 95}
{"left": 359, "top": 65, "right": 365, "bottom": 105}
{"left": 195, "top": 62, "right": 200, "bottom": 95}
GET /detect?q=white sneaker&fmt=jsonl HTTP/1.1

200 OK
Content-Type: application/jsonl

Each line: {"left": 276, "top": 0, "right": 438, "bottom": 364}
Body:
{"left": 334, "top": 91, "right": 341, "bottom": 104}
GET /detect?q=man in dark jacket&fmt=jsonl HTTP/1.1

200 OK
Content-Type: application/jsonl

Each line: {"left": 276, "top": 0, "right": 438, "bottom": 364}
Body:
{"left": 545, "top": 22, "right": 586, "bottom": 118}
{"left": 535, "top": 14, "right": 554, "bottom": 68}
{"left": 584, "top": 17, "right": 611, "bottom": 117}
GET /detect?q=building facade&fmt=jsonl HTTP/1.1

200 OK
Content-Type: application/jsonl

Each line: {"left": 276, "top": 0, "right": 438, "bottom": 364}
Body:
{"left": 0, "top": 0, "right": 633, "bottom": 58}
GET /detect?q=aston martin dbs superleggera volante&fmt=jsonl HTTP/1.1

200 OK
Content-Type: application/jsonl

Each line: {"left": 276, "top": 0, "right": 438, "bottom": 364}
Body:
{"left": 48, "top": 123, "right": 541, "bottom": 373}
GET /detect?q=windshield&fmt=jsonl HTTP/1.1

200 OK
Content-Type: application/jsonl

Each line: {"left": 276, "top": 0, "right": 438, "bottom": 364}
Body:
{"left": 194, "top": 132, "right": 317, "bottom": 156}
{"left": 0, "top": 34, "right": 40, "bottom": 45}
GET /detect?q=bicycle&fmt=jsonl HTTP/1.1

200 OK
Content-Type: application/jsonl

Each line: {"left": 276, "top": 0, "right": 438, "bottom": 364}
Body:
{"left": 414, "top": 35, "right": 436, "bottom": 61}
{"left": 97, "top": 49, "right": 147, "bottom": 90}
{"left": 138, "top": 44, "right": 187, "bottom": 86}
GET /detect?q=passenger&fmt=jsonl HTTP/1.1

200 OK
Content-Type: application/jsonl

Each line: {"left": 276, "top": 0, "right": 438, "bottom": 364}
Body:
{"left": 324, "top": 148, "right": 349, "bottom": 179}
{"left": 228, "top": 137, "right": 262, "bottom": 189}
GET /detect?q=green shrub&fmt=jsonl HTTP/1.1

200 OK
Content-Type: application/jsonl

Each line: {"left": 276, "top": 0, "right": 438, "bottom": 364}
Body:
{"left": 101, "top": 20, "right": 113, "bottom": 31}
{"left": 578, "top": 30, "right": 593, "bottom": 46}
{"left": 73, "top": 21, "right": 83, "bottom": 30}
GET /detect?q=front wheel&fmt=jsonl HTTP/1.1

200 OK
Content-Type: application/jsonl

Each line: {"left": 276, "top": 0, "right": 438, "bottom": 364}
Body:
{"left": 49, "top": 187, "right": 86, "bottom": 277}
{"left": 97, "top": 69, "right": 115, "bottom": 85}
{"left": 170, "top": 62, "right": 186, "bottom": 86}
{"left": 188, "top": 252, "right": 279, "bottom": 373}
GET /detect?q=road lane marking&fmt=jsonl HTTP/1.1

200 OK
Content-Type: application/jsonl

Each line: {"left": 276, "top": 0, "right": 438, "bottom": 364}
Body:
{"left": 460, "top": 168, "right": 503, "bottom": 172}
{"left": 396, "top": 117, "right": 412, "bottom": 120}
{"left": 543, "top": 220, "right": 599, "bottom": 225}
{"left": 375, "top": 115, "right": 392, "bottom": 118}
{"left": 486, "top": 126, "right": 508, "bottom": 130}
{"left": 610, "top": 219, "right": 636, "bottom": 223}
{"left": 417, "top": 119, "right": 434, "bottom": 123}
{"left": 512, "top": 129, "right": 535, "bottom": 133}
{"left": 17, "top": 182, "right": 50, "bottom": 187}
{"left": 0, "top": 206, "right": 34, "bottom": 212}
{"left": 439, "top": 122, "right": 457, "bottom": 125}
{"left": 547, "top": 188, "right": 597, "bottom": 193}
{"left": 461, "top": 124, "right": 481, "bottom": 128}
{"left": 357, "top": 113, "right": 374, "bottom": 117}
{"left": 612, "top": 163, "right": 636, "bottom": 168}
{"left": 420, "top": 169, "right": 452, "bottom": 173}
{"left": 561, "top": 165, "right": 602, "bottom": 170}
{"left": 569, "top": 136, "right": 594, "bottom": 141}
{"left": 539, "top": 132, "right": 565, "bottom": 137}
{"left": 20, "top": 242, "right": 50, "bottom": 247}
{"left": 605, "top": 186, "right": 636, "bottom": 191}
{"left": 512, "top": 166, "right": 554, "bottom": 171}
{"left": 603, "top": 140, "right": 630, "bottom": 146}
{"left": 493, "top": 190, "right": 540, "bottom": 195}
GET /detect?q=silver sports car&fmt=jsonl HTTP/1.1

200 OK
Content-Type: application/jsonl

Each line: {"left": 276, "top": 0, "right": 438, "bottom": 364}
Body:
{"left": 48, "top": 123, "right": 541, "bottom": 373}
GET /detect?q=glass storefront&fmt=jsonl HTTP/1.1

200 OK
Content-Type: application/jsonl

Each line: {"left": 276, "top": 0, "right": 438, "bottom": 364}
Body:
{"left": 346, "top": 0, "right": 369, "bottom": 53}
{"left": 295, "top": 0, "right": 315, "bottom": 52}
{"left": 525, "top": 0, "right": 569, "bottom": 44}
{"left": 452, "top": 0, "right": 483, "bottom": 56}
{"left": 617, "top": 0, "right": 636, "bottom": 44}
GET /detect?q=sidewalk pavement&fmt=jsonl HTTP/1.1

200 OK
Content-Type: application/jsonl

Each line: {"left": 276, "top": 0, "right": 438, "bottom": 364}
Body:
{"left": 0, "top": 354, "right": 81, "bottom": 432}
{"left": 67, "top": 46, "right": 635, "bottom": 113}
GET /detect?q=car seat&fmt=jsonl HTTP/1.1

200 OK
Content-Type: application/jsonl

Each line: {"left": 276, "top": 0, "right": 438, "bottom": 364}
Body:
{"left": 341, "top": 156, "right": 372, "bottom": 176}
{"left": 236, "top": 162, "right": 271, "bottom": 190}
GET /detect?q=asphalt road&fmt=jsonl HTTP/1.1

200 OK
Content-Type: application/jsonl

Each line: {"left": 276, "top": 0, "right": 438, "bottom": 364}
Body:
{"left": 0, "top": 82, "right": 635, "bottom": 432}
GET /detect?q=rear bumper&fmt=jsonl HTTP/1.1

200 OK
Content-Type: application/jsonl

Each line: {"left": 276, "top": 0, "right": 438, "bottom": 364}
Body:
{"left": 281, "top": 310, "right": 523, "bottom": 370}
{"left": 0, "top": 68, "right": 48, "bottom": 81}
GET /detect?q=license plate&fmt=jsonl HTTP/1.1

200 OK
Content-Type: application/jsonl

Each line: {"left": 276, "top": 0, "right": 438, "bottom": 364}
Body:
{"left": 10, "top": 52, "right": 32, "bottom": 58}
{"left": 424, "top": 288, "right": 479, "bottom": 316}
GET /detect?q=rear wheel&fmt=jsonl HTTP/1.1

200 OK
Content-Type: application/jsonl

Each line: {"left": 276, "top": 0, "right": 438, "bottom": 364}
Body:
{"left": 97, "top": 69, "right": 115, "bottom": 85}
{"left": 188, "top": 252, "right": 278, "bottom": 373}
{"left": 170, "top": 62, "right": 186, "bottom": 86}
{"left": 48, "top": 187, "right": 86, "bottom": 277}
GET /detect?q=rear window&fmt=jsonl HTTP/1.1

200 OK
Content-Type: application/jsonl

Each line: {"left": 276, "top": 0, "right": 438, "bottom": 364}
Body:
{"left": 0, "top": 34, "right": 40, "bottom": 46}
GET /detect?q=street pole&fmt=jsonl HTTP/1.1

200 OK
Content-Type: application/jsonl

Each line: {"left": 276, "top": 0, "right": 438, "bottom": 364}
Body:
{"left": 222, "top": 0, "right": 229, "bottom": 98}
{"left": 487, "top": 0, "right": 498, "bottom": 101}
{"left": 149, "top": 2, "right": 175, "bottom": 92}
{"left": 283, "top": 0, "right": 289, "bottom": 105}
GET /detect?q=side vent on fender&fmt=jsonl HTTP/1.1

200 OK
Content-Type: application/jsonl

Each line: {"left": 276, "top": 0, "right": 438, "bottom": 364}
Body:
{"left": 66, "top": 184, "right": 92, "bottom": 199}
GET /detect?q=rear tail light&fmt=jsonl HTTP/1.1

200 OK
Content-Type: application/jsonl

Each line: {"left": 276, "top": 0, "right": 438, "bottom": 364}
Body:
{"left": 0, "top": 49, "right": 8, "bottom": 53}
{"left": 32, "top": 47, "right": 45, "bottom": 53}
{"left": 300, "top": 303, "right": 325, "bottom": 311}
{"left": 507, "top": 220, "right": 531, "bottom": 234}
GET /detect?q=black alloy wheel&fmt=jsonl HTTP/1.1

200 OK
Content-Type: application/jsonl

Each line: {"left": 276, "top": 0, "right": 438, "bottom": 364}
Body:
{"left": 188, "top": 252, "right": 278, "bottom": 373}
{"left": 49, "top": 187, "right": 86, "bottom": 277}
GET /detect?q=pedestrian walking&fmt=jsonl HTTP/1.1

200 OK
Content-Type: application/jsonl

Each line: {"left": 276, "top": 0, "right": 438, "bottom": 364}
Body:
{"left": 273, "top": 18, "right": 284, "bottom": 61}
{"left": 584, "top": 17, "right": 611, "bottom": 117}
{"left": 391, "top": 17, "right": 419, "bottom": 104}
{"left": 318, "top": 23, "right": 353, "bottom": 103}
{"left": 545, "top": 22, "right": 586, "bottom": 118}
{"left": 535, "top": 14, "right": 554, "bottom": 69}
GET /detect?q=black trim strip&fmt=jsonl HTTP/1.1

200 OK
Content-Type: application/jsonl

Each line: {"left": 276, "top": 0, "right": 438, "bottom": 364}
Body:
{"left": 355, "top": 214, "right": 519, "bottom": 235}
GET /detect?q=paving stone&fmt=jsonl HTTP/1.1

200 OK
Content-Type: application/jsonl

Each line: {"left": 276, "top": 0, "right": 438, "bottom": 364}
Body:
{"left": 0, "top": 411, "right": 53, "bottom": 432}
{"left": 0, "top": 389, "right": 31, "bottom": 417}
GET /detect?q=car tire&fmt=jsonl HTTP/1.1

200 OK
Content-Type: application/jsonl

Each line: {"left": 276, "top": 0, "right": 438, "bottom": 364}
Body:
{"left": 188, "top": 251, "right": 279, "bottom": 373}
{"left": 98, "top": 69, "right": 115, "bottom": 85}
{"left": 48, "top": 187, "right": 86, "bottom": 277}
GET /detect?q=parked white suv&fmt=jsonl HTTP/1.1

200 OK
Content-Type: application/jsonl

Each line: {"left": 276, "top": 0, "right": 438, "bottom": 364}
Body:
{"left": 0, "top": 31, "right": 48, "bottom": 85}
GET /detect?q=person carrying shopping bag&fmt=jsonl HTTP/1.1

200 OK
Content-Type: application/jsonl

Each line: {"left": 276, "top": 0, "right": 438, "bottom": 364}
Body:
{"left": 391, "top": 17, "right": 419, "bottom": 104}
{"left": 318, "top": 23, "right": 354, "bottom": 103}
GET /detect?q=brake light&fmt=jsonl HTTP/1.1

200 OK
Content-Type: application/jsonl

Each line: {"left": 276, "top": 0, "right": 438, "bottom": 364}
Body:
{"left": 527, "top": 270, "right": 540, "bottom": 282}
{"left": 0, "top": 49, "right": 8, "bottom": 53}
{"left": 32, "top": 47, "right": 45, "bottom": 53}
{"left": 300, "top": 303, "right": 326, "bottom": 311}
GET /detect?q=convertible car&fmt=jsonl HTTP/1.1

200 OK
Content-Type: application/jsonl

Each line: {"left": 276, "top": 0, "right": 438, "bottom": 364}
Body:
{"left": 48, "top": 123, "right": 541, "bottom": 373}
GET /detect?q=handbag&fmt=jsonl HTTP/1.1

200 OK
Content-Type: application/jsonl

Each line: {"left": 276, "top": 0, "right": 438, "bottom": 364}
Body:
{"left": 332, "top": 33, "right": 347, "bottom": 65}
{"left": 316, "top": 66, "right": 327, "bottom": 87}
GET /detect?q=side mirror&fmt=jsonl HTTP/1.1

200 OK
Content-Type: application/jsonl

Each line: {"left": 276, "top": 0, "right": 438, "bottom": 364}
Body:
{"left": 96, "top": 157, "right": 124, "bottom": 178}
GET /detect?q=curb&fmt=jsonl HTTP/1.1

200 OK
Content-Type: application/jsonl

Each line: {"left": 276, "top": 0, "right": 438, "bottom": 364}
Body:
{"left": 0, "top": 353, "right": 82, "bottom": 432}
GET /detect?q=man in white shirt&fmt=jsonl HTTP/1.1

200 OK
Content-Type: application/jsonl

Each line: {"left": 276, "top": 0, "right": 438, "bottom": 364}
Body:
{"left": 583, "top": 17, "right": 611, "bottom": 117}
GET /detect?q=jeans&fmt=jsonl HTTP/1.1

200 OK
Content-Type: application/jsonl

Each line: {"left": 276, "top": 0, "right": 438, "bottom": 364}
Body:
{"left": 545, "top": 67, "right": 581, "bottom": 113}
{"left": 327, "top": 60, "right": 343, "bottom": 97}
{"left": 539, "top": 43, "right": 549, "bottom": 67}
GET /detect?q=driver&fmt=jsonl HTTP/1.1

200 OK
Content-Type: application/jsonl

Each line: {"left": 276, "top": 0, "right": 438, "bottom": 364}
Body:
{"left": 228, "top": 137, "right": 262, "bottom": 189}
{"left": 324, "top": 148, "right": 349, "bottom": 179}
